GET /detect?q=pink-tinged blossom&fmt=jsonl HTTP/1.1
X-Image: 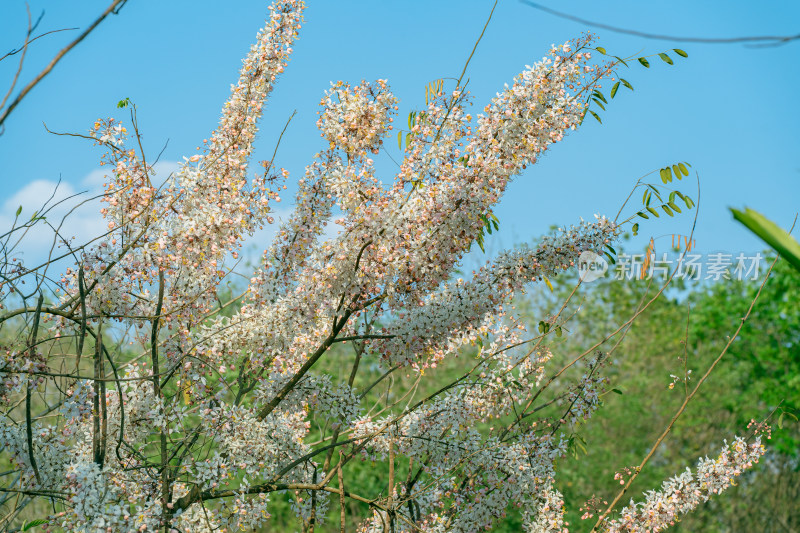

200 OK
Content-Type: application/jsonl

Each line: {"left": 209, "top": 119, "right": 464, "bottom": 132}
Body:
{"left": 318, "top": 79, "right": 398, "bottom": 157}
{"left": 524, "top": 488, "right": 569, "bottom": 533}
{"left": 68, "top": 0, "right": 305, "bottom": 330}
{"left": 602, "top": 436, "right": 766, "bottom": 532}
{"left": 376, "top": 217, "right": 617, "bottom": 367}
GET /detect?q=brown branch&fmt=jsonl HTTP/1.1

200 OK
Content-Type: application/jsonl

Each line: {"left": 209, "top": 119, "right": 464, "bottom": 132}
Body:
{"left": 0, "top": 27, "right": 78, "bottom": 63}
{"left": 256, "top": 309, "right": 353, "bottom": 420}
{"left": 149, "top": 271, "right": 173, "bottom": 532}
{"left": 0, "top": 0, "right": 128, "bottom": 129}
{"left": 520, "top": 1, "right": 800, "bottom": 47}
{"left": 24, "top": 294, "right": 44, "bottom": 486}
{"left": 76, "top": 266, "right": 86, "bottom": 373}
{"left": 93, "top": 319, "right": 107, "bottom": 467}
{"left": 177, "top": 482, "right": 386, "bottom": 513}
{"left": 338, "top": 451, "right": 346, "bottom": 533}
{"left": 0, "top": 6, "right": 32, "bottom": 120}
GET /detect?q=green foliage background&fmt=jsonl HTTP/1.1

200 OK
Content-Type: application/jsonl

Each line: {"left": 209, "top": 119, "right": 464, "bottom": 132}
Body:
{"left": 519, "top": 248, "right": 800, "bottom": 532}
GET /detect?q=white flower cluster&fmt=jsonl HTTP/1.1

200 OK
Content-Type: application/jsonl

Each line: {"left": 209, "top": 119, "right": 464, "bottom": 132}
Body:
{"left": 377, "top": 217, "right": 617, "bottom": 367}
{"left": 0, "top": 348, "right": 46, "bottom": 401}
{"left": 318, "top": 79, "right": 398, "bottom": 156}
{"left": 604, "top": 436, "right": 766, "bottom": 532}
{"left": 523, "top": 488, "right": 569, "bottom": 533}
{"left": 61, "top": 0, "right": 305, "bottom": 336}
{"left": 349, "top": 347, "right": 605, "bottom": 533}
{"left": 194, "top": 404, "right": 310, "bottom": 485}
{"left": 0, "top": 421, "right": 70, "bottom": 488}
{"left": 301, "top": 374, "right": 361, "bottom": 428}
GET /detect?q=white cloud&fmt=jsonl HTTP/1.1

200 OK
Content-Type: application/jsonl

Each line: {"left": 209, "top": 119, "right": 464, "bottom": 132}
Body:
{"left": 0, "top": 162, "right": 180, "bottom": 268}
{"left": 80, "top": 168, "right": 107, "bottom": 189}
{"left": 0, "top": 179, "right": 104, "bottom": 267}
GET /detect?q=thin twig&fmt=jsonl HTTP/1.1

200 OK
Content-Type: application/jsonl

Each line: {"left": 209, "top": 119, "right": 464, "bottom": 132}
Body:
{"left": 520, "top": 1, "right": 800, "bottom": 47}
{"left": 0, "top": 0, "right": 128, "bottom": 129}
{"left": 25, "top": 294, "right": 44, "bottom": 485}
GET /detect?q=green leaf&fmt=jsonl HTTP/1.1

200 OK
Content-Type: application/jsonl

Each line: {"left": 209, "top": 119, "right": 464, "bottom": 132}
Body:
{"left": 606, "top": 244, "right": 617, "bottom": 255}
{"left": 659, "top": 168, "right": 669, "bottom": 184}
{"left": 678, "top": 162, "right": 689, "bottom": 176}
{"left": 731, "top": 207, "right": 800, "bottom": 272}
{"left": 620, "top": 78, "right": 634, "bottom": 91}
{"left": 673, "top": 48, "right": 688, "bottom": 58}
{"left": 672, "top": 164, "right": 682, "bottom": 179}
{"left": 22, "top": 520, "right": 49, "bottom": 531}
{"left": 592, "top": 98, "right": 606, "bottom": 111}
{"left": 647, "top": 184, "right": 662, "bottom": 201}
{"left": 614, "top": 55, "right": 629, "bottom": 67}
{"left": 610, "top": 81, "right": 620, "bottom": 99}
{"left": 638, "top": 57, "right": 650, "bottom": 68}
{"left": 543, "top": 276, "right": 554, "bottom": 292}
{"left": 646, "top": 206, "right": 660, "bottom": 218}
{"left": 593, "top": 90, "right": 608, "bottom": 104}
{"left": 632, "top": 222, "right": 639, "bottom": 236}
{"left": 589, "top": 110, "right": 602, "bottom": 124}
{"left": 604, "top": 250, "right": 616, "bottom": 265}
{"left": 405, "top": 132, "right": 411, "bottom": 148}
{"left": 662, "top": 204, "right": 674, "bottom": 216}
{"left": 555, "top": 325, "right": 563, "bottom": 337}
{"left": 397, "top": 131, "right": 403, "bottom": 150}
{"left": 668, "top": 201, "right": 681, "bottom": 213}
{"left": 669, "top": 191, "right": 677, "bottom": 203}
{"left": 611, "top": 388, "right": 624, "bottom": 395}
{"left": 16, "top": 205, "right": 22, "bottom": 216}
{"left": 779, "top": 411, "right": 799, "bottom": 429}
{"left": 596, "top": 46, "right": 607, "bottom": 54}
{"left": 637, "top": 211, "right": 649, "bottom": 220}
{"left": 658, "top": 52, "right": 674, "bottom": 65}
{"left": 683, "top": 196, "right": 694, "bottom": 209}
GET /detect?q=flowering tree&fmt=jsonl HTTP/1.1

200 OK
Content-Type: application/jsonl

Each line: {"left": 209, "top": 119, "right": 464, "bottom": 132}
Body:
{"left": 0, "top": 1, "right": 771, "bottom": 531}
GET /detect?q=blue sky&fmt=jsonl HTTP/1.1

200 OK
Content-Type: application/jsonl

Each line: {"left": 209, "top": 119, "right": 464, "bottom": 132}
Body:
{"left": 1, "top": 0, "right": 798, "bottom": 267}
